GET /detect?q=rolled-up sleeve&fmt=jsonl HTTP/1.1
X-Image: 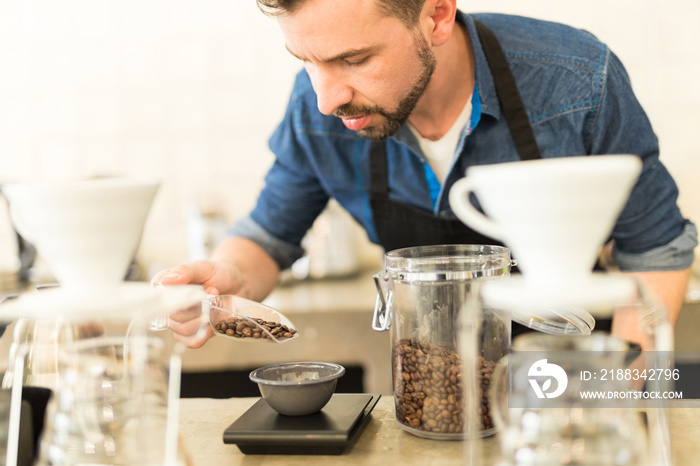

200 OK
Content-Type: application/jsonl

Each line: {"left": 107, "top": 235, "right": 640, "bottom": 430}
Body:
{"left": 227, "top": 215, "right": 306, "bottom": 270}
{"left": 613, "top": 221, "right": 697, "bottom": 272}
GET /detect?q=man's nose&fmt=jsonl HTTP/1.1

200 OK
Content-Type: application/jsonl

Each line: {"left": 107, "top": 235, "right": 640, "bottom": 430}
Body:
{"left": 311, "top": 67, "right": 353, "bottom": 116}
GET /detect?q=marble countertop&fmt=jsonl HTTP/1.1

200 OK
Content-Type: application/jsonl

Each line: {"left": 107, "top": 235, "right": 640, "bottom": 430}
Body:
{"left": 178, "top": 396, "right": 700, "bottom": 466}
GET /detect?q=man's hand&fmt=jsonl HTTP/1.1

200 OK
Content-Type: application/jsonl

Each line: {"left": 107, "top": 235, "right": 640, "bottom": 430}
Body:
{"left": 150, "top": 260, "right": 245, "bottom": 348}
{"left": 150, "top": 236, "right": 281, "bottom": 348}
{"left": 166, "top": 298, "right": 215, "bottom": 348}
{"left": 151, "top": 260, "right": 245, "bottom": 296}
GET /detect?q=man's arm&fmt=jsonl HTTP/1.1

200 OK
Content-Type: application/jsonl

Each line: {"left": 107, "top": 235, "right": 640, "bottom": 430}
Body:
{"left": 628, "top": 268, "right": 692, "bottom": 327}
{"left": 612, "top": 268, "right": 691, "bottom": 348}
{"left": 209, "top": 236, "right": 281, "bottom": 301}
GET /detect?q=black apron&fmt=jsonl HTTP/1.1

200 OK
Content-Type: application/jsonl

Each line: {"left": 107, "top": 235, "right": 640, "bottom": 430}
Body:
{"left": 368, "top": 20, "right": 610, "bottom": 335}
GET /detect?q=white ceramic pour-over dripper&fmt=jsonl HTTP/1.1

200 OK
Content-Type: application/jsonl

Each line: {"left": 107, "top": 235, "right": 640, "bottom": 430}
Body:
{"left": 2, "top": 178, "right": 159, "bottom": 292}
{"left": 449, "top": 155, "right": 642, "bottom": 287}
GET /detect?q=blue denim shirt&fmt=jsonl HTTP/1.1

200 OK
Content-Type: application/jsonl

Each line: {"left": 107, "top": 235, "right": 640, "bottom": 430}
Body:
{"left": 231, "top": 12, "right": 696, "bottom": 271}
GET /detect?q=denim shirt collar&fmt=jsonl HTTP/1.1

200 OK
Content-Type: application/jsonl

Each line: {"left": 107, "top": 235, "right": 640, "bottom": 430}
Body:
{"left": 393, "top": 11, "right": 500, "bottom": 154}
{"left": 459, "top": 11, "right": 501, "bottom": 121}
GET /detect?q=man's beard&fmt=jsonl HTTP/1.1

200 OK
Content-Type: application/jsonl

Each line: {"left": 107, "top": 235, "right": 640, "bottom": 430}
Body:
{"left": 333, "top": 32, "right": 437, "bottom": 141}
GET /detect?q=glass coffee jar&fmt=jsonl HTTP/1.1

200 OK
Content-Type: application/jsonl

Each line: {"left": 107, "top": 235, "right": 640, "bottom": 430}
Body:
{"left": 373, "top": 244, "right": 514, "bottom": 440}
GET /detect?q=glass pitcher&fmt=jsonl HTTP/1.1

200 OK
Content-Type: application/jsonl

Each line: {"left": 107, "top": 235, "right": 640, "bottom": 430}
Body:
{"left": 36, "top": 335, "right": 180, "bottom": 466}
{"left": 0, "top": 283, "right": 207, "bottom": 466}
{"left": 490, "top": 333, "right": 649, "bottom": 466}
{"left": 2, "top": 285, "right": 104, "bottom": 392}
{"left": 3, "top": 316, "right": 103, "bottom": 391}
{"left": 481, "top": 275, "right": 674, "bottom": 466}
{"left": 372, "top": 244, "right": 515, "bottom": 440}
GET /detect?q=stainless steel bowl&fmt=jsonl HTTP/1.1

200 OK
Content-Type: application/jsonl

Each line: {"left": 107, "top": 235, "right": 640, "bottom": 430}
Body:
{"left": 249, "top": 362, "right": 346, "bottom": 416}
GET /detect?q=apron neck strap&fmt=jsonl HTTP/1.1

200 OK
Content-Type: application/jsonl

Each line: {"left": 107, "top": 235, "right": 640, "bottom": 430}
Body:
{"left": 370, "top": 140, "right": 389, "bottom": 196}
{"left": 473, "top": 19, "right": 542, "bottom": 161}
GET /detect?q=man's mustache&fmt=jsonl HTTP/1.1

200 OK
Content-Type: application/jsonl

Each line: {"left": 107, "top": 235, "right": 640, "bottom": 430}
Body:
{"left": 334, "top": 104, "right": 384, "bottom": 118}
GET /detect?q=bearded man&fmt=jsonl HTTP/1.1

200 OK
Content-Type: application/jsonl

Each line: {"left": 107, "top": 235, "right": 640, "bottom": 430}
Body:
{"left": 154, "top": 0, "right": 696, "bottom": 345}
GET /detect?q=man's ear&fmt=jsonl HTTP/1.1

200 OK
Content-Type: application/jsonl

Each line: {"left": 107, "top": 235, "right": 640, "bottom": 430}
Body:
{"left": 423, "top": 0, "right": 457, "bottom": 46}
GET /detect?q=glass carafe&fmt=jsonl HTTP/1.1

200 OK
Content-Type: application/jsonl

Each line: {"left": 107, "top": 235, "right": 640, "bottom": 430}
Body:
{"left": 2, "top": 285, "right": 104, "bottom": 392}
{"left": 480, "top": 274, "right": 673, "bottom": 466}
{"left": 0, "top": 284, "right": 207, "bottom": 466}
{"left": 3, "top": 316, "right": 103, "bottom": 391}
{"left": 491, "top": 333, "right": 649, "bottom": 465}
{"left": 36, "top": 335, "right": 177, "bottom": 465}
{"left": 372, "top": 244, "right": 514, "bottom": 440}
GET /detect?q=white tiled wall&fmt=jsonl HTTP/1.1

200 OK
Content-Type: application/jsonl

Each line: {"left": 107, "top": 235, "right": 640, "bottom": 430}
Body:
{"left": 0, "top": 0, "right": 698, "bottom": 276}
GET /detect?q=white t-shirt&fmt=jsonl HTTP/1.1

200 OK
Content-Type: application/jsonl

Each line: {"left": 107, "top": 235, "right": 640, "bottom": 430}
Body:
{"left": 408, "top": 95, "right": 473, "bottom": 184}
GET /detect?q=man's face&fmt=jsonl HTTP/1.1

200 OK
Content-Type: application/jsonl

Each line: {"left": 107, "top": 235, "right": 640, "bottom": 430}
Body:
{"left": 278, "top": 0, "right": 436, "bottom": 140}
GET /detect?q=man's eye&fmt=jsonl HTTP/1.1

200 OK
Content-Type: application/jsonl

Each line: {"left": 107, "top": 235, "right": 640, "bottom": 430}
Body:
{"left": 345, "top": 56, "right": 369, "bottom": 67}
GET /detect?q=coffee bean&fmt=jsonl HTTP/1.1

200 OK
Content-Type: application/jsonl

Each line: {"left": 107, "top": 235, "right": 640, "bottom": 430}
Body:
{"left": 392, "top": 338, "right": 498, "bottom": 435}
{"left": 214, "top": 316, "right": 297, "bottom": 341}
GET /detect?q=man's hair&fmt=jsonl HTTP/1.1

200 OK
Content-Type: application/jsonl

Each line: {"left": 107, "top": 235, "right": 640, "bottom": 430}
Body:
{"left": 256, "top": 0, "right": 426, "bottom": 28}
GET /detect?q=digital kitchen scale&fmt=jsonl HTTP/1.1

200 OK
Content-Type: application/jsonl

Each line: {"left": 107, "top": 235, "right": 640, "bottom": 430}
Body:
{"left": 223, "top": 393, "right": 381, "bottom": 455}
